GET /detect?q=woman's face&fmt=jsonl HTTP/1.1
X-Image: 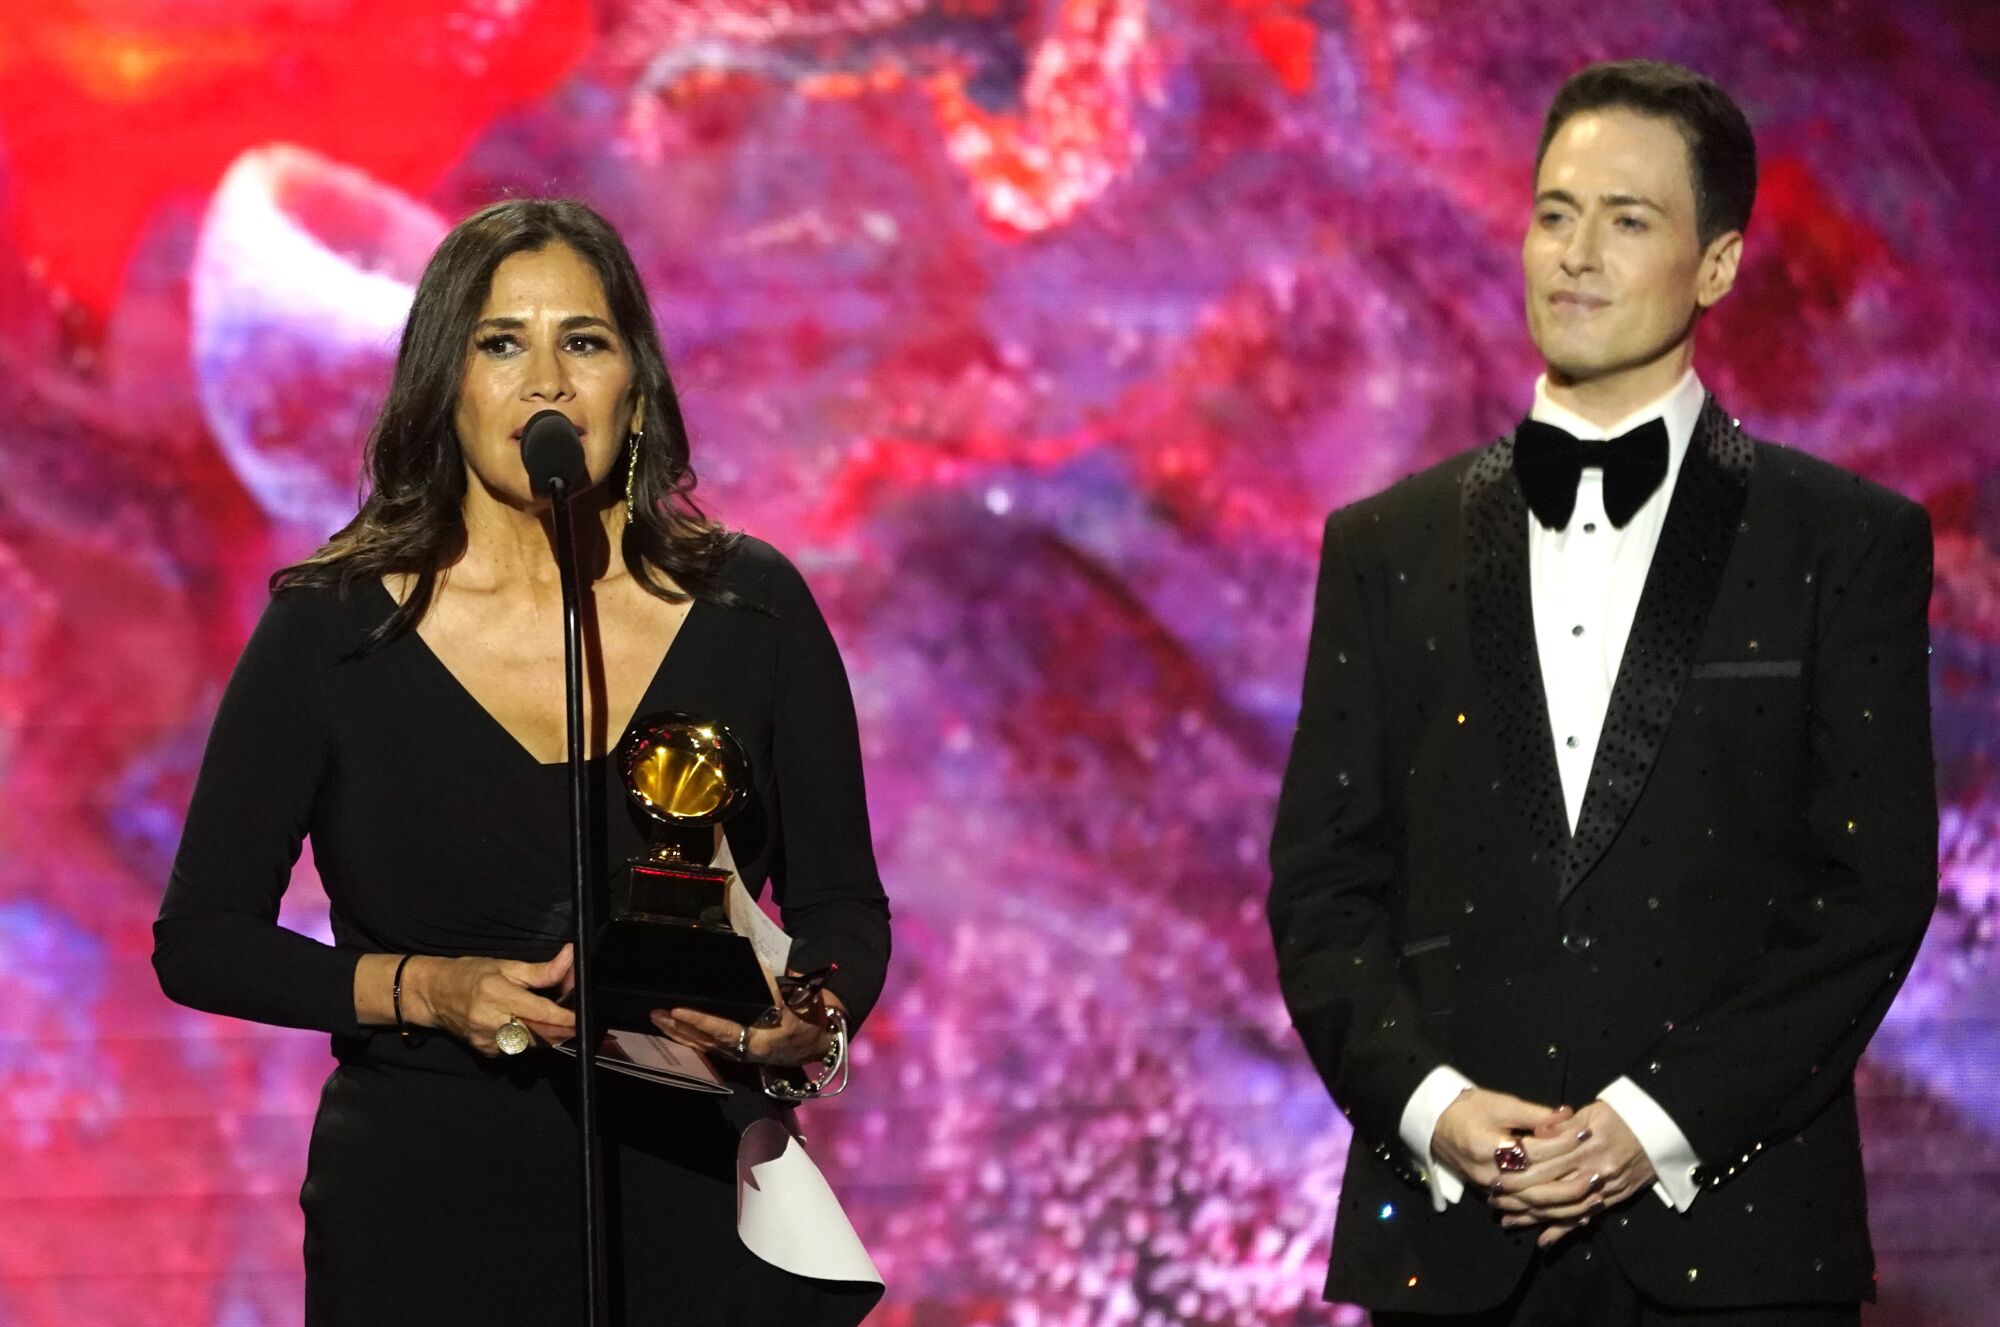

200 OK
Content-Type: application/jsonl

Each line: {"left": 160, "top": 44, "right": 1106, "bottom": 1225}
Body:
{"left": 454, "top": 242, "right": 644, "bottom": 508}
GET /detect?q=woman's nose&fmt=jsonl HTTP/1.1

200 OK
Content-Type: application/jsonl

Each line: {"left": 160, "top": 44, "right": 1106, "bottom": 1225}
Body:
{"left": 522, "top": 341, "right": 571, "bottom": 399}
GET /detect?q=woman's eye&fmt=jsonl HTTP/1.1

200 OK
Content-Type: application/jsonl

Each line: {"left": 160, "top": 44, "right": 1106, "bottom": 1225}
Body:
{"left": 474, "top": 331, "right": 613, "bottom": 356}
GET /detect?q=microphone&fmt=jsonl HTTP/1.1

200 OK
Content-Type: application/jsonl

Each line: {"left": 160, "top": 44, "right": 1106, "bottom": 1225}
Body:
{"left": 522, "top": 410, "right": 590, "bottom": 499}
{"left": 521, "top": 403, "right": 613, "bottom": 1317}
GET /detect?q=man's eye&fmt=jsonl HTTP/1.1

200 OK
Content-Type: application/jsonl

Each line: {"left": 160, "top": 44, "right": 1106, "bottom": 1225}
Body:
{"left": 1615, "top": 215, "right": 1648, "bottom": 232}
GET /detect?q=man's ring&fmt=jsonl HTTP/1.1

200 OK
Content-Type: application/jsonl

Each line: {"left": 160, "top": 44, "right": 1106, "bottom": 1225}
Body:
{"left": 734, "top": 1023, "right": 751, "bottom": 1059}
{"left": 1494, "top": 1140, "right": 1530, "bottom": 1173}
{"left": 497, "top": 1017, "right": 531, "bottom": 1056}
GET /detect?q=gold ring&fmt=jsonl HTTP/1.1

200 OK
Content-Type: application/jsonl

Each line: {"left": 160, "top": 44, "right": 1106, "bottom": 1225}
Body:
{"left": 497, "top": 1017, "right": 531, "bottom": 1056}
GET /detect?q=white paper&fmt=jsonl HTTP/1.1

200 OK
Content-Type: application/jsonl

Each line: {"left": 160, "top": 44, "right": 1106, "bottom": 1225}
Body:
{"left": 714, "top": 831, "right": 795, "bottom": 978}
{"left": 736, "top": 1118, "right": 883, "bottom": 1285}
{"left": 606, "top": 1030, "right": 728, "bottom": 1089}
{"left": 712, "top": 832, "right": 877, "bottom": 1284}
{"left": 548, "top": 1027, "right": 731, "bottom": 1093}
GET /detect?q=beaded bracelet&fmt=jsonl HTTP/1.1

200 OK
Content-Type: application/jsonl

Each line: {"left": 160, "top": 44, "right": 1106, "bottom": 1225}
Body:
{"left": 760, "top": 1006, "right": 850, "bottom": 1102}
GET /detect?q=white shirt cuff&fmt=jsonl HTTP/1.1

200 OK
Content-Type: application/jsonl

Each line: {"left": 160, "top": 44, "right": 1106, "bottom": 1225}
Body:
{"left": 1598, "top": 1076, "right": 1702, "bottom": 1212}
{"left": 1399, "top": 1065, "right": 1476, "bottom": 1212}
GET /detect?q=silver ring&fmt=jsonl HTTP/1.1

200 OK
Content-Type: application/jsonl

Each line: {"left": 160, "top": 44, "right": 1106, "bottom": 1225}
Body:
{"left": 734, "top": 1023, "right": 750, "bottom": 1059}
{"left": 497, "top": 1017, "right": 531, "bottom": 1056}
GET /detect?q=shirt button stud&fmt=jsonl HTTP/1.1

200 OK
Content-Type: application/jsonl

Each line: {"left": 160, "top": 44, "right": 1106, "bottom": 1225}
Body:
{"left": 1566, "top": 736, "right": 1579, "bottom": 749}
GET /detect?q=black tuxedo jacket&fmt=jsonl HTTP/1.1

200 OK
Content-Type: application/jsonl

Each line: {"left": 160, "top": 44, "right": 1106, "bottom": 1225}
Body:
{"left": 1268, "top": 398, "right": 1937, "bottom": 1313}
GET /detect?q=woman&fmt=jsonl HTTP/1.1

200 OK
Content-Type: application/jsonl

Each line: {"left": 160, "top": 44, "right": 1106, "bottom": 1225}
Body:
{"left": 153, "top": 199, "right": 890, "bottom": 1324}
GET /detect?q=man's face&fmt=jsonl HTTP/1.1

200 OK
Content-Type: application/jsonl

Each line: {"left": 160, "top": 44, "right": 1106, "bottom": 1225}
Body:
{"left": 1523, "top": 108, "right": 1732, "bottom": 387}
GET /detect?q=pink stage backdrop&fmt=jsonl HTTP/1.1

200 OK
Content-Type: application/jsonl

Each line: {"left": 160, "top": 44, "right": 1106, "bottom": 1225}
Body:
{"left": 0, "top": 2, "right": 1996, "bottom": 1323}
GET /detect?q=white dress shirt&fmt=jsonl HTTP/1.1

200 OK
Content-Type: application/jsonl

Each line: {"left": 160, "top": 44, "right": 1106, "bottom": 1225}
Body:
{"left": 1398, "top": 370, "right": 1708, "bottom": 1214}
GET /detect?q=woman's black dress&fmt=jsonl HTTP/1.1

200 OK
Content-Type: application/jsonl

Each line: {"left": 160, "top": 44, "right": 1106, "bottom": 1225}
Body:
{"left": 153, "top": 538, "right": 890, "bottom": 1325}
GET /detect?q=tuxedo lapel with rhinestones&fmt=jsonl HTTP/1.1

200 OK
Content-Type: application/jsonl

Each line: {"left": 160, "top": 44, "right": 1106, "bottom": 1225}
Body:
{"left": 1461, "top": 434, "right": 1569, "bottom": 887}
{"left": 1558, "top": 397, "right": 1755, "bottom": 902}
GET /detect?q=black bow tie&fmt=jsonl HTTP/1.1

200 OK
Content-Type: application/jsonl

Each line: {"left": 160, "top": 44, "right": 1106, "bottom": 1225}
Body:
{"left": 1512, "top": 416, "right": 1670, "bottom": 531}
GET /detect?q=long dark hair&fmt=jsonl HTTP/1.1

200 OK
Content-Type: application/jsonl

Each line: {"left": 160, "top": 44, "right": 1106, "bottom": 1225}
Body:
{"left": 275, "top": 198, "right": 738, "bottom": 645}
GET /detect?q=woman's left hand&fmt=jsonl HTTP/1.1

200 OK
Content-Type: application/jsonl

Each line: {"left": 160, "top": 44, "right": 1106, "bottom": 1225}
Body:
{"left": 651, "top": 987, "right": 844, "bottom": 1066}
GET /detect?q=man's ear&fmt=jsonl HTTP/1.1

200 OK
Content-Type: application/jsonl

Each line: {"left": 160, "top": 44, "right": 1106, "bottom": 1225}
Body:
{"left": 1696, "top": 230, "right": 1743, "bottom": 310}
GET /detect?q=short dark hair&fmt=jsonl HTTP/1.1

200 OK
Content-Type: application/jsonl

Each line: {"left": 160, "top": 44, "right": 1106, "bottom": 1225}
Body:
{"left": 276, "top": 198, "right": 738, "bottom": 645}
{"left": 1535, "top": 59, "right": 1757, "bottom": 249}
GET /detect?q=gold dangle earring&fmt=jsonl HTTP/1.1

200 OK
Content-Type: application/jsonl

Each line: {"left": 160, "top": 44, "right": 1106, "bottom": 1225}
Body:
{"left": 624, "top": 432, "right": 643, "bottom": 524}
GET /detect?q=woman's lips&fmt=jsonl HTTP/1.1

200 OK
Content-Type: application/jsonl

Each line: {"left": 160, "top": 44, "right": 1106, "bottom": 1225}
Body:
{"left": 509, "top": 420, "right": 586, "bottom": 441}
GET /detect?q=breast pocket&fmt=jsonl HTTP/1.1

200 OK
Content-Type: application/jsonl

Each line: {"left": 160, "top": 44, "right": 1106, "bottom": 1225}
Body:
{"left": 1677, "top": 655, "right": 1811, "bottom": 827}
{"left": 1689, "top": 659, "right": 1802, "bottom": 680}
{"left": 1684, "top": 657, "right": 1807, "bottom": 727}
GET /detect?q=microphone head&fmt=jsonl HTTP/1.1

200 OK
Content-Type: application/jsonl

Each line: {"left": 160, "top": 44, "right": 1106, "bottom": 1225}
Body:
{"left": 521, "top": 410, "right": 589, "bottom": 499}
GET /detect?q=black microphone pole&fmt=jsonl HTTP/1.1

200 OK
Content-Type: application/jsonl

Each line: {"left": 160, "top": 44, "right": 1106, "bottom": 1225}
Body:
{"left": 523, "top": 410, "right": 610, "bottom": 1325}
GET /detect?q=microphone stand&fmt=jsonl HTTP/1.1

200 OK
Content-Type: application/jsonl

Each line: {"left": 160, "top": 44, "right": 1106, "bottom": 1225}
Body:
{"left": 547, "top": 478, "right": 611, "bottom": 1325}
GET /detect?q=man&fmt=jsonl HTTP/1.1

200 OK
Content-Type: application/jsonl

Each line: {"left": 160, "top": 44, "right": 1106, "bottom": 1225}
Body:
{"left": 1268, "top": 60, "right": 1936, "bottom": 1324}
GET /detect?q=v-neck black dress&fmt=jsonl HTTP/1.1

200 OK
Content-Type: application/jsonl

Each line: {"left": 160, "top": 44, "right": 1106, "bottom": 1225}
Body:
{"left": 153, "top": 536, "right": 890, "bottom": 1326}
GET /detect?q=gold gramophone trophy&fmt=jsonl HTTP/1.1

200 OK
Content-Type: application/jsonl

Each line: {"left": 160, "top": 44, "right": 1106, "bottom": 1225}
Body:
{"left": 591, "top": 712, "right": 779, "bottom": 1033}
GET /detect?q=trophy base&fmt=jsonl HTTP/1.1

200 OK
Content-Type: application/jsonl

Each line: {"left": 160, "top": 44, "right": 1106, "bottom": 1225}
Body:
{"left": 591, "top": 916, "right": 777, "bottom": 1032}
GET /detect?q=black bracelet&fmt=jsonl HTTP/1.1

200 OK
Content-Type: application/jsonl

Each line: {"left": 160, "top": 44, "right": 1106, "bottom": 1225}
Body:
{"left": 392, "top": 953, "right": 422, "bottom": 1046}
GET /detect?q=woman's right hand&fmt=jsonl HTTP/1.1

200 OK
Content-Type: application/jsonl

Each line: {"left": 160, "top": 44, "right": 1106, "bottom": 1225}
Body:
{"left": 405, "top": 944, "right": 576, "bottom": 1055}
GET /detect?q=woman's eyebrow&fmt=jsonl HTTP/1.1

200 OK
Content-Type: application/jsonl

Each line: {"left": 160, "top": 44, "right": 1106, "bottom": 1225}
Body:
{"left": 470, "top": 315, "right": 616, "bottom": 332}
